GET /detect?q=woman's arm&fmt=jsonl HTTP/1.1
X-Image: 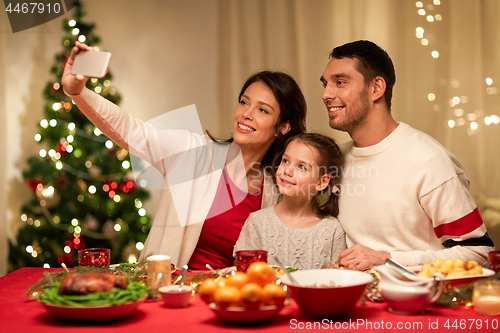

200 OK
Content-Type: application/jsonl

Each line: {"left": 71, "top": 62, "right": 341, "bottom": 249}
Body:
{"left": 62, "top": 42, "right": 153, "bottom": 159}
{"left": 61, "top": 43, "right": 207, "bottom": 173}
{"left": 61, "top": 41, "right": 93, "bottom": 95}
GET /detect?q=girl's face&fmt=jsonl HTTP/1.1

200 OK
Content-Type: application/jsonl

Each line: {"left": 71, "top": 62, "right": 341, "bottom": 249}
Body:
{"left": 232, "top": 82, "right": 281, "bottom": 151}
{"left": 276, "top": 140, "right": 329, "bottom": 199}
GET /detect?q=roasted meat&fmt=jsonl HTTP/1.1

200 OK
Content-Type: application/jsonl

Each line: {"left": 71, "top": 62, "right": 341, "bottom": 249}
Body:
{"left": 58, "top": 272, "right": 128, "bottom": 295}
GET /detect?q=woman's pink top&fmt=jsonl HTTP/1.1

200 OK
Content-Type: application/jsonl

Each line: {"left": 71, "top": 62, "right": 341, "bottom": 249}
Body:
{"left": 187, "top": 167, "right": 263, "bottom": 270}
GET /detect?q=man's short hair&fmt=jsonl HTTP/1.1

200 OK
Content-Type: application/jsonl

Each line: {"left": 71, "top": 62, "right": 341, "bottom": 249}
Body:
{"left": 330, "top": 40, "right": 396, "bottom": 110}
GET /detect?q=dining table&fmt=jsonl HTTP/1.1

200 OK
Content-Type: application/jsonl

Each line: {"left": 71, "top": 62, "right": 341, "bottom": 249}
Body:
{"left": 1, "top": 267, "right": 498, "bottom": 333}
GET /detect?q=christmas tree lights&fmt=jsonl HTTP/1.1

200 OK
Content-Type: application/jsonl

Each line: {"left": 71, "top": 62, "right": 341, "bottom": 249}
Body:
{"left": 8, "top": 3, "right": 151, "bottom": 271}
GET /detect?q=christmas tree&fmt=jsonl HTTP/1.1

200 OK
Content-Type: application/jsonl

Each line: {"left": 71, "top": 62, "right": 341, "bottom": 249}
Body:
{"left": 8, "top": 3, "right": 151, "bottom": 271}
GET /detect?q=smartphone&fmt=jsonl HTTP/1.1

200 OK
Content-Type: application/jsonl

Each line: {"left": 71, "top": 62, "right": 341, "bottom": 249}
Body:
{"left": 71, "top": 50, "right": 112, "bottom": 78}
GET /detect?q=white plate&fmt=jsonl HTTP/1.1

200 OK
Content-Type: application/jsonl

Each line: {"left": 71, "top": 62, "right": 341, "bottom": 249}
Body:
{"left": 41, "top": 297, "right": 146, "bottom": 321}
{"left": 110, "top": 262, "right": 178, "bottom": 272}
{"left": 407, "top": 265, "right": 494, "bottom": 285}
{"left": 207, "top": 303, "right": 284, "bottom": 323}
{"left": 219, "top": 266, "right": 237, "bottom": 275}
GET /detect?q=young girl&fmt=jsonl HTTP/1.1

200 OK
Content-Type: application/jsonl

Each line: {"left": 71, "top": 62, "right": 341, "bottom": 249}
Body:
{"left": 234, "top": 133, "right": 346, "bottom": 270}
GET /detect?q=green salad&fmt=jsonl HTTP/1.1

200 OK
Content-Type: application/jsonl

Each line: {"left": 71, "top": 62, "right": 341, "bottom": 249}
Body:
{"left": 271, "top": 266, "right": 299, "bottom": 272}
{"left": 37, "top": 280, "right": 147, "bottom": 307}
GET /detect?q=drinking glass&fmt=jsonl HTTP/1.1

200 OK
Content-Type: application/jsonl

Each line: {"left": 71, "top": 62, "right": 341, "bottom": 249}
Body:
{"left": 235, "top": 250, "right": 267, "bottom": 272}
{"left": 472, "top": 280, "right": 500, "bottom": 316}
{"left": 488, "top": 250, "right": 500, "bottom": 272}
{"left": 78, "top": 248, "right": 110, "bottom": 267}
{"left": 147, "top": 255, "right": 172, "bottom": 300}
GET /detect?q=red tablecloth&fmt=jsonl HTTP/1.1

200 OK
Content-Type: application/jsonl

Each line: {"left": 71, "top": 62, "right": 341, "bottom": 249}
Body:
{"left": 0, "top": 267, "right": 498, "bottom": 332}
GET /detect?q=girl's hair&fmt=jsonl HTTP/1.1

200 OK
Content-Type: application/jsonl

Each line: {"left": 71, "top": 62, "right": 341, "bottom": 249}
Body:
{"left": 207, "top": 70, "right": 307, "bottom": 168}
{"left": 271, "top": 133, "right": 343, "bottom": 218}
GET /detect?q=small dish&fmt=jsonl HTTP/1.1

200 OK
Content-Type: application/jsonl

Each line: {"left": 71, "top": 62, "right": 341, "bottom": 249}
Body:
{"left": 41, "top": 297, "right": 146, "bottom": 321}
{"left": 207, "top": 303, "right": 284, "bottom": 323}
{"left": 159, "top": 285, "right": 193, "bottom": 308}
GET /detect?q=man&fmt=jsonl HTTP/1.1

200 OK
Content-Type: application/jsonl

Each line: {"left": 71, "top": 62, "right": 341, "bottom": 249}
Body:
{"left": 321, "top": 40, "right": 494, "bottom": 270}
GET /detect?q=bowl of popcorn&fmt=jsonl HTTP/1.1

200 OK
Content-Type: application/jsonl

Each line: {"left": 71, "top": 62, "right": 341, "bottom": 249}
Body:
{"left": 410, "top": 259, "right": 495, "bottom": 286}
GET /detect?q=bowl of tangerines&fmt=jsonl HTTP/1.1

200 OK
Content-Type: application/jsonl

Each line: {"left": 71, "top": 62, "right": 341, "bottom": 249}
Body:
{"left": 199, "top": 262, "right": 288, "bottom": 323}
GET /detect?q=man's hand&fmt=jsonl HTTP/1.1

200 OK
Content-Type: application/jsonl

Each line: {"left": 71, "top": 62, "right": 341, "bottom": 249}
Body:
{"left": 336, "top": 244, "right": 391, "bottom": 271}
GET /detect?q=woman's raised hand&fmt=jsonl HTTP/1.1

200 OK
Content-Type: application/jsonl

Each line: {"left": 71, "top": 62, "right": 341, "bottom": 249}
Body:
{"left": 61, "top": 41, "right": 94, "bottom": 95}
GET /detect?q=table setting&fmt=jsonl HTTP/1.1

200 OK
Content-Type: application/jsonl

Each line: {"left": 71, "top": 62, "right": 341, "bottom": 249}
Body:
{"left": 1, "top": 248, "right": 499, "bottom": 333}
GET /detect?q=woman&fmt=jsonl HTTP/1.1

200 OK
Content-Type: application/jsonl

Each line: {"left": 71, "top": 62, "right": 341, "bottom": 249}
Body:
{"left": 62, "top": 42, "right": 307, "bottom": 269}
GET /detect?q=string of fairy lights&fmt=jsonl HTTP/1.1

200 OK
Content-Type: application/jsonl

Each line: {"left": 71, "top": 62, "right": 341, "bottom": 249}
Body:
{"left": 414, "top": 1, "right": 499, "bottom": 135}
{"left": 21, "top": 18, "right": 148, "bottom": 266}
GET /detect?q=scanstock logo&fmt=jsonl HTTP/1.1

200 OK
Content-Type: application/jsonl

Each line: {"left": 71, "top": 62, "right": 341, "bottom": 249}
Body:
{"left": 3, "top": 0, "right": 79, "bottom": 33}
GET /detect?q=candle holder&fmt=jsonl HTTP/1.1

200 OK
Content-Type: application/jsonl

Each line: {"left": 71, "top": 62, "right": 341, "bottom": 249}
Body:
{"left": 488, "top": 250, "right": 500, "bottom": 272}
{"left": 147, "top": 255, "right": 172, "bottom": 300}
{"left": 235, "top": 250, "right": 267, "bottom": 272}
{"left": 472, "top": 280, "right": 500, "bottom": 316}
{"left": 78, "top": 248, "right": 110, "bottom": 267}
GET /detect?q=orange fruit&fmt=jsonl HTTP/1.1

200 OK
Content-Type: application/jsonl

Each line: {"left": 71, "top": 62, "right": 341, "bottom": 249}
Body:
{"left": 215, "top": 277, "right": 227, "bottom": 288}
{"left": 214, "top": 286, "right": 241, "bottom": 309}
{"left": 198, "top": 278, "right": 220, "bottom": 303}
{"left": 262, "top": 283, "right": 287, "bottom": 306}
{"left": 240, "top": 283, "right": 264, "bottom": 310}
{"left": 246, "top": 262, "right": 274, "bottom": 287}
{"left": 225, "top": 271, "right": 249, "bottom": 289}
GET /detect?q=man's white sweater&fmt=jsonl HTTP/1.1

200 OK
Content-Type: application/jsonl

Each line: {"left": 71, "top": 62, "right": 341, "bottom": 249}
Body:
{"left": 338, "top": 122, "right": 494, "bottom": 267}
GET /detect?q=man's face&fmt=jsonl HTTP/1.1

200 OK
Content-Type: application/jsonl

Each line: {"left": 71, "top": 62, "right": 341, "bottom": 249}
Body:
{"left": 320, "top": 57, "right": 371, "bottom": 133}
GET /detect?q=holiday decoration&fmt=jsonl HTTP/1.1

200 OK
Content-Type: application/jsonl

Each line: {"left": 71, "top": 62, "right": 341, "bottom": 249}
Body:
{"left": 8, "top": 3, "right": 151, "bottom": 271}
{"left": 413, "top": 1, "right": 500, "bottom": 135}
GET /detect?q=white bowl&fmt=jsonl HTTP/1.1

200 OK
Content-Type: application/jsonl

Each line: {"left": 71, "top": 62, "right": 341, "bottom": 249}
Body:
{"left": 159, "top": 285, "right": 193, "bottom": 308}
{"left": 280, "top": 269, "right": 374, "bottom": 318}
{"left": 374, "top": 265, "right": 446, "bottom": 314}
